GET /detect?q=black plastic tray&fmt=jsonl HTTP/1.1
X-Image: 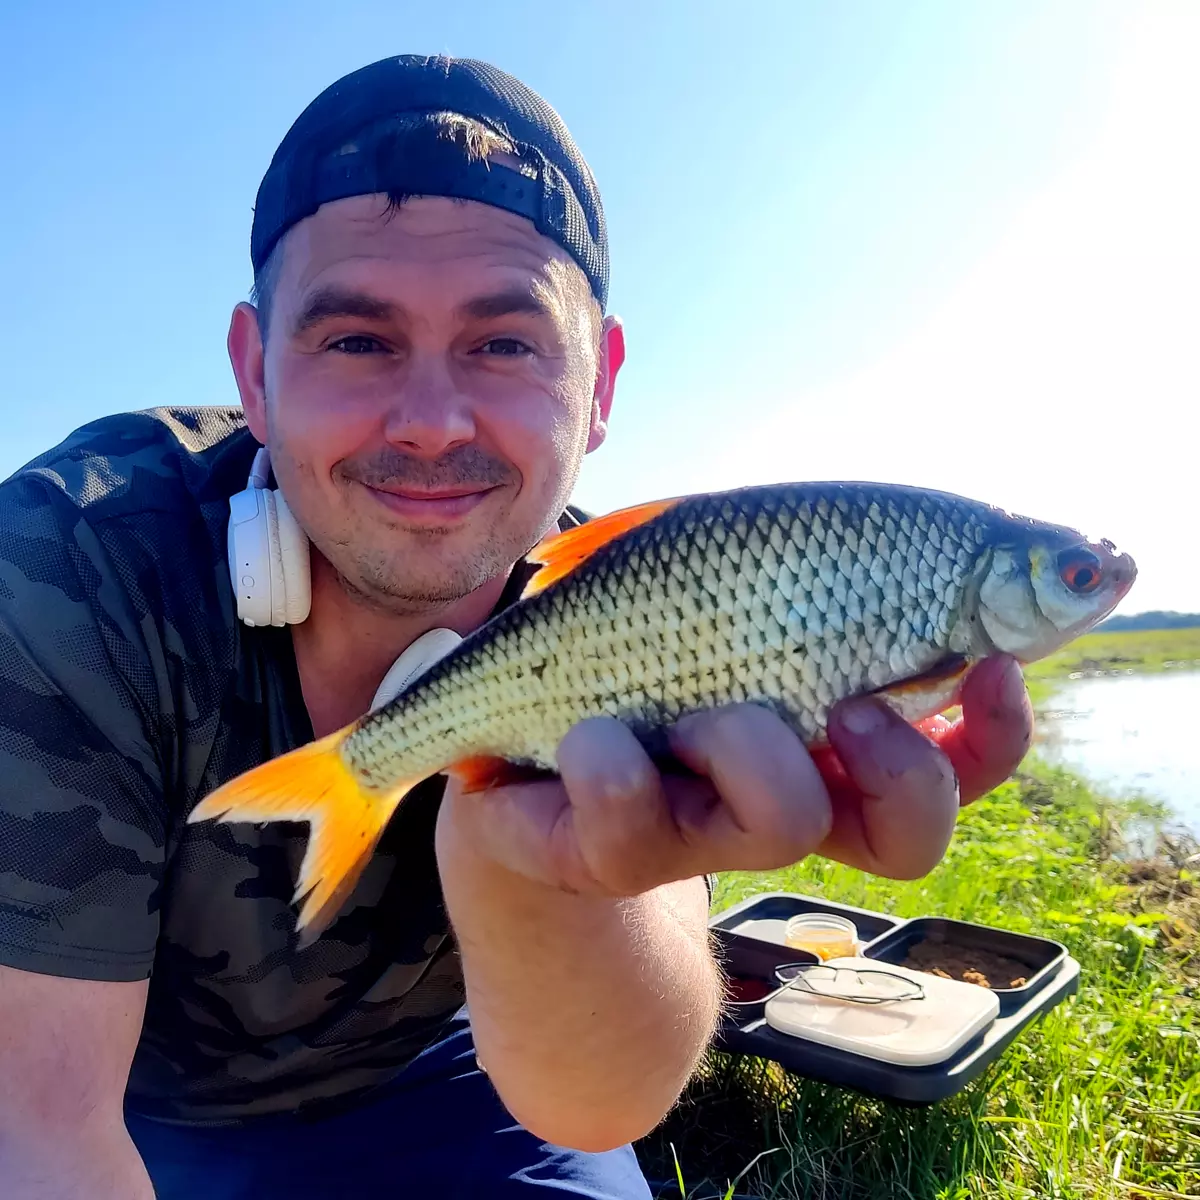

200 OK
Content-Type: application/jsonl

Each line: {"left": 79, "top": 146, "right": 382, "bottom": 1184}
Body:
{"left": 711, "top": 891, "right": 902, "bottom": 948}
{"left": 709, "top": 892, "right": 1080, "bottom": 1104}
{"left": 863, "top": 916, "right": 1068, "bottom": 1016}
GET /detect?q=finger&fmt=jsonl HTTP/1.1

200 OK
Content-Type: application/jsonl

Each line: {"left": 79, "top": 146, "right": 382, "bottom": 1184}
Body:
{"left": 666, "top": 704, "right": 833, "bottom": 871}
{"left": 557, "top": 717, "right": 700, "bottom": 894}
{"left": 441, "top": 772, "right": 580, "bottom": 889}
{"left": 821, "top": 695, "right": 960, "bottom": 878}
{"left": 924, "top": 655, "right": 1033, "bottom": 805}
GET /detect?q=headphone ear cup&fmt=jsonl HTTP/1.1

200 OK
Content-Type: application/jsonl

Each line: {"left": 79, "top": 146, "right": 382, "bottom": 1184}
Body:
{"left": 273, "top": 490, "right": 312, "bottom": 625}
{"left": 227, "top": 448, "right": 312, "bottom": 628}
{"left": 228, "top": 482, "right": 274, "bottom": 627}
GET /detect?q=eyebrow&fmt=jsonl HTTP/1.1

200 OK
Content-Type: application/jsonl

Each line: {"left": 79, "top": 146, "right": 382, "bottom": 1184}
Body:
{"left": 457, "top": 288, "right": 559, "bottom": 323}
{"left": 291, "top": 287, "right": 402, "bottom": 336}
{"left": 289, "top": 283, "right": 560, "bottom": 338}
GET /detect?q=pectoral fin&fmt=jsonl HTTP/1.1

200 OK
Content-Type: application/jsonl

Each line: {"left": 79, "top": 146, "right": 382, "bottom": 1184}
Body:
{"left": 872, "top": 655, "right": 971, "bottom": 725}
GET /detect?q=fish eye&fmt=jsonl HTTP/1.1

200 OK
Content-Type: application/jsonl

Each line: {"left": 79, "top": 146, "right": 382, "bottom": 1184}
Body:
{"left": 1056, "top": 548, "right": 1104, "bottom": 594}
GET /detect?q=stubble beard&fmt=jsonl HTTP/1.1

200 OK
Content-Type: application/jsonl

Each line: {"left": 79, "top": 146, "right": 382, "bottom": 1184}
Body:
{"left": 269, "top": 413, "right": 589, "bottom": 617}
{"left": 325, "top": 520, "right": 527, "bottom": 615}
{"left": 272, "top": 436, "right": 533, "bottom": 615}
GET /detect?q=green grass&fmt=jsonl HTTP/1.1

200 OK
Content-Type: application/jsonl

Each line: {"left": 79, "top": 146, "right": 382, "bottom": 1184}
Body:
{"left": 1016, "top": 627, "right": 1200, "bottom": 712}
{"left": 636, "top": 763, "right": 1200, "bottom": 1199}
{"left": 1026, "top": 628, "right": 1200, "bottom": 685}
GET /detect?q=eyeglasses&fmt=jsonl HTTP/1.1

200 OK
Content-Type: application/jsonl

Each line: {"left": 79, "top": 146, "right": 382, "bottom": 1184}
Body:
{"left": 728, "top": 962, "right": 926, "bottom": 1008}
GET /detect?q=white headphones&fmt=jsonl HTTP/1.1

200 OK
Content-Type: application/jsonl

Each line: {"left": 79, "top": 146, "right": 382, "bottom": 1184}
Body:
{"left": 227, "top": 447, "right": 313, "bottom": 627}
{"left": 227, "top": 447, "right": 464, "bottom": 704}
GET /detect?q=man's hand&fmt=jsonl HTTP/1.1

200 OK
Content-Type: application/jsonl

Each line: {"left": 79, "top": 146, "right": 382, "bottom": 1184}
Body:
{"left": 434, "top": 653, "right": 1032, "bottom": 1152}
{"left": 443, "top": 653, "right": 1033, "bottom": 894}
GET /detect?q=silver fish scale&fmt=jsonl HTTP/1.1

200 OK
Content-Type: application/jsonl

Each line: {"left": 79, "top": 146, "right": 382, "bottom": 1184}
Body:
{"left": 345, "top": 484, "right": 995, "bottom": 790}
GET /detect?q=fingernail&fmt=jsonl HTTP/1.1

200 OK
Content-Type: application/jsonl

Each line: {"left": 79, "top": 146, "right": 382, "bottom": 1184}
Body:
{"left": 668, "top": 712, "right": 707, "bottom": 753}
{"left": 839, "top": 699, "right": 888, "bottom": 735}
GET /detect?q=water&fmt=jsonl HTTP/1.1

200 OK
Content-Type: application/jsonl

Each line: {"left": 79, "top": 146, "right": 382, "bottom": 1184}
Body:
{"left": 1037, "top": 669, "right": 1200, "bottom": 838}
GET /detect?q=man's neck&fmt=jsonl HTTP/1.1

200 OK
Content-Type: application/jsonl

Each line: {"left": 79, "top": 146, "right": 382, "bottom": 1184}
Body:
{"left": 292, "top": 554, "right": 510, "bottom": 738}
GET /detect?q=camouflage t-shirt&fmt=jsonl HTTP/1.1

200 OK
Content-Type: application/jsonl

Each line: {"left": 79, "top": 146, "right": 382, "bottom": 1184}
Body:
{"left": 0, "top": 406, "right": 570, "bottom": 1126}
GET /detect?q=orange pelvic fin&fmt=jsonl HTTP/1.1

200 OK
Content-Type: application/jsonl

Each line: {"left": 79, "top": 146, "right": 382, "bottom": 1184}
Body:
{"left": 521, "top": 497, "right": 680, "bottom": 599}
{"left": 445, "top": 754, "right": 528, "bottom": 794}
{"left": 873, "top": 655, "right": 971, "bottom": 725}
{"left": 187, "top": 727, "right": 423, "bottom": 945}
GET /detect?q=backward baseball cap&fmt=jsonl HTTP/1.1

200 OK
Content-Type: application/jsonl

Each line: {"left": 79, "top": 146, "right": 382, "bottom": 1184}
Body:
{"left": 250, "top": 54, "right": 609, "bottom": 309}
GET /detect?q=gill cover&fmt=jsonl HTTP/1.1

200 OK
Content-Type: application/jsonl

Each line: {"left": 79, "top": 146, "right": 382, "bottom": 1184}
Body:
{"left": 976, "top": 546, "right": 1049, "bottom": 657}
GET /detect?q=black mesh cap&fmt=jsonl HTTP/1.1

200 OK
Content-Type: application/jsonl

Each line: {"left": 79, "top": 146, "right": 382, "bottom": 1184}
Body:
{"left": 250, "top": 54, "right": 609, "bottom": 309}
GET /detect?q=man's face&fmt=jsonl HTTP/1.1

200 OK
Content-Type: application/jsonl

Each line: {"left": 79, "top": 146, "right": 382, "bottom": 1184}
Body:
{"left": 229, "top": 194, "right": 620, "bottom": 613}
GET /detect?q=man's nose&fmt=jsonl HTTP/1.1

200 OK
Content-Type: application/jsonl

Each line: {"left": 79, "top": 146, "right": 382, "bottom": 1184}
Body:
{"left": 381, "top": 358, "right": 476, "bottom": 457}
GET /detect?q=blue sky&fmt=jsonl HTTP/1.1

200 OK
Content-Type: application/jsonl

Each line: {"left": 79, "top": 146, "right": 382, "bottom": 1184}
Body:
{"left": 1, "top": 1, "right": 1194, "bottom": 613}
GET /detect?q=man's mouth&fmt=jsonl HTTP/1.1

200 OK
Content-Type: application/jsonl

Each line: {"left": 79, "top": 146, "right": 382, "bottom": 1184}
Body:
{"left": 360, "top": 482, "right": 499, "bottom": 522}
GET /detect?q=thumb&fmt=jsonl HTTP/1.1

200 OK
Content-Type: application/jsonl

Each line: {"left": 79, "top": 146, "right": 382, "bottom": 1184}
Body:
{"left": 437, "top": 774, "right": 579, "bottom": 889}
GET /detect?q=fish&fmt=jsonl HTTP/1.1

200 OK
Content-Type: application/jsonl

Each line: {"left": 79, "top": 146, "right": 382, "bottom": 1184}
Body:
{"left": 188, "top": 481, "right": 1137, "bottom": 942}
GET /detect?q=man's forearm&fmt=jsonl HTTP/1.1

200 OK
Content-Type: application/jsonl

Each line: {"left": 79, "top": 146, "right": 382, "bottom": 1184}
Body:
{"left": 0, "top": 1123, "right": 154, "bottom": 1200}
{"left": 437, "top": 813, "right": 723, "bottom": 1152}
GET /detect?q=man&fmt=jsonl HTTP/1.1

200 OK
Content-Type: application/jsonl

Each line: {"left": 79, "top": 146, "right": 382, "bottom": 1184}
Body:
{"left": 0, "top": 55, "right": 1032, "bottom": 1199}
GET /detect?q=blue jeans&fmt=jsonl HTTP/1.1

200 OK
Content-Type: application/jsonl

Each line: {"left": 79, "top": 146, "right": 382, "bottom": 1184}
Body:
{"left": 126, "top": 1016, "right": 653, "bottom": 1199}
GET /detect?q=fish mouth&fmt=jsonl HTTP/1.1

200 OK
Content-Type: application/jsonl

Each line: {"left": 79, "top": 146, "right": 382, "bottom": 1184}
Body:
{"left": 1093, "top": 539, "right": 1138, "bottom": 605}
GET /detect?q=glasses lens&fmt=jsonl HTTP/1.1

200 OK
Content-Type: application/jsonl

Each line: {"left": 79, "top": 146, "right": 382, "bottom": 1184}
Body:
{"left": 849, "top": 970, "right": 921, "bottom": 1001}
{"left": 775, "top": 962, "right": 818, "bottom": 985}
{"left": 774, "top": 963, "right": 922, "bottom": 1003}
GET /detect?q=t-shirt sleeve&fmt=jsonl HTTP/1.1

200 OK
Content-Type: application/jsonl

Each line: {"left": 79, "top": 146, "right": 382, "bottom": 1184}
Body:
{"left": 0, "top": 478, "right": 167, "bottom": 982}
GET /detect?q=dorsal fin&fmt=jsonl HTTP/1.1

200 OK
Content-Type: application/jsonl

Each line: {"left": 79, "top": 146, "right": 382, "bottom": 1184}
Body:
{"left": 520, "top": 497, "right": 679, "bottom": 599}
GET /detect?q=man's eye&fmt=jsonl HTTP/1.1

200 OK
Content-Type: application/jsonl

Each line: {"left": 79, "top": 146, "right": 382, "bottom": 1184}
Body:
{"left": 478, "top": 337, "right": 533, "bottom": 357}
{"left": 329, "top": 335, "right": 385, "bottom": 355}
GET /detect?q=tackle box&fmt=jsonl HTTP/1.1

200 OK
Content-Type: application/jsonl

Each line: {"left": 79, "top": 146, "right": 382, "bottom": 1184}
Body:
{"left": 709, "top": 892, "right": 1079, "bottom": 1104}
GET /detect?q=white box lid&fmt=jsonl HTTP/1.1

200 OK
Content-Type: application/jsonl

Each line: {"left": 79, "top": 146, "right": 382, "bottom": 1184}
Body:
{"left": 763, "top": 956, "right": 1000, "bottom": 1067}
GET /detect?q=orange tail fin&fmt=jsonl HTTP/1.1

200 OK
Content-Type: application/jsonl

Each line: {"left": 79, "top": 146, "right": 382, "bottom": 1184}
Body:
{"left": 187, "top": 728, "right": 424, "bottom": 945}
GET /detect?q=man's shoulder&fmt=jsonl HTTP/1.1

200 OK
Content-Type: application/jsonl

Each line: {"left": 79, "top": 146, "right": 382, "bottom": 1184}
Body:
{"left": 0, "top": 407, "right": 253, "bottom": 684}
{"left": 5, "top": 406, "right": 256, "bottom": 525}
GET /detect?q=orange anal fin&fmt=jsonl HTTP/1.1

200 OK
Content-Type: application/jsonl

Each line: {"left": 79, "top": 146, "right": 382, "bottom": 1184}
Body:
{"left": 873, "top": 655, "right": 971, "bottom": 726}
{"left": 187, "top": 726, "right": 424, "bottom": 944}
{"left": 809, "top": 742, "right": 854, "bottom": 803}
{"left": 445, "top": 755, "right": 549, "bottom": 795}
{"left": 521, "top": 497, "right": 680, "bottom": 599}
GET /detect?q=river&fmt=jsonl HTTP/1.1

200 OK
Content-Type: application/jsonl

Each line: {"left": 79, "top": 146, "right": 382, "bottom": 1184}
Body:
{"left": 1036, "top": 668, "right": 1200, "bottom": 840}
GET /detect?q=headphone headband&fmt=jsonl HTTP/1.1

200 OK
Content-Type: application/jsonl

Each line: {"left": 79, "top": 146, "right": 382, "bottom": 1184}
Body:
{"left": 248, "top": 447, "right": 272, "bottom": 490}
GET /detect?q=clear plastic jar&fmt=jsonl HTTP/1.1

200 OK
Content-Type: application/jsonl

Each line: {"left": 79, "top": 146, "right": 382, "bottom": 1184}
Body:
{"left": 784, "top": 913, "right": 858, "bottom": 961}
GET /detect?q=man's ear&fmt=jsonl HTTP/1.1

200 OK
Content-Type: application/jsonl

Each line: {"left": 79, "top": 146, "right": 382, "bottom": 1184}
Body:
{"left": 228, "top": 301, "right": 268, "bottom": 443}
{"left": 586, "top": 315, "right": 625, "bottom": 454}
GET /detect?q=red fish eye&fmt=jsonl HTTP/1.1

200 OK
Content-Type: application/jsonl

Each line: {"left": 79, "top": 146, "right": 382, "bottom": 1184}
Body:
{"left": 1057, "top": 549, "right": 1104, "bottom": 594}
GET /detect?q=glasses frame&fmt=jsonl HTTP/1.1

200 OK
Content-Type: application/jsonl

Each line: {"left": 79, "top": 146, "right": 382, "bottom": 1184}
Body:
{"left": 725, "top": 961, "right": 926, "bottom": 1008}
